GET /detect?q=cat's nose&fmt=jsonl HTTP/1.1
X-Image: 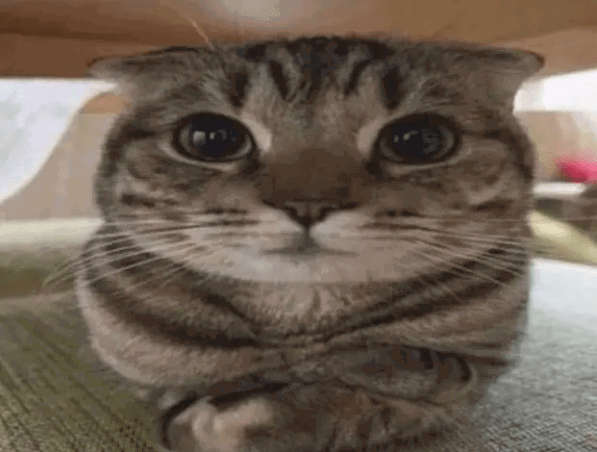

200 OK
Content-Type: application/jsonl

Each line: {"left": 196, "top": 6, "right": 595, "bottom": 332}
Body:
{"left": 277, "top": 200, "right": 356, "bottom": 228}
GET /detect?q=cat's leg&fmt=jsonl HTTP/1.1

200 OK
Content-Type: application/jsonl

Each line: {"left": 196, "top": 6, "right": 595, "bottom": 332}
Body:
{"left": 164, "top": 394, "right": 280, "bottom": 452}
{"left": 160, "top": 383, "right": 454, "bottom": 452}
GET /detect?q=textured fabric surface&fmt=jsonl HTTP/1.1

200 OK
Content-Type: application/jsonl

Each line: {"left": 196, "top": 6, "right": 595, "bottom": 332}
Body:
{"left": 0, "top": 259, "right": 596, "bottom": 452}
{"left": 0, "top": 294, "right": 157, "bottom": 452}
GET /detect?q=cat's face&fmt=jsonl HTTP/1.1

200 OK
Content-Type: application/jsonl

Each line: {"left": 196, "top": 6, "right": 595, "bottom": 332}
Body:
{"left": 92, "top": 37, "right": 541, "bottom": 285}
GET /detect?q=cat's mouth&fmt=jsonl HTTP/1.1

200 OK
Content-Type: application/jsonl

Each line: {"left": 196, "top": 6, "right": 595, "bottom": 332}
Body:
{"left": 264, "top": 235, "right": 355, "bottom": 257}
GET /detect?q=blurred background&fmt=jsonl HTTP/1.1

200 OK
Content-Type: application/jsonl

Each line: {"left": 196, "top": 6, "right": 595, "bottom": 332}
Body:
{"left": 1, "top": 0, "right": 597, "bottom": 295}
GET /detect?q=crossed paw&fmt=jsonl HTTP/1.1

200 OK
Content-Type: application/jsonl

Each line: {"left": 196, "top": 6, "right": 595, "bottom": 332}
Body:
{"left": 164, "top": 396, "right": 274, "bottom": 452}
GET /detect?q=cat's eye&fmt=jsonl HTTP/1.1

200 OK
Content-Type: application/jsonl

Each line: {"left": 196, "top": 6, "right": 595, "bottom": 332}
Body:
{"left": 174, "top": 113, "right": 255, "bottom": 162}
{"left": 375, "top": 114, "right": 458, "bottom": 164}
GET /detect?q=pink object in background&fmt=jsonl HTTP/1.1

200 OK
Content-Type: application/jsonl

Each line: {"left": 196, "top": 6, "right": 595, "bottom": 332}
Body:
{"left": 557, "top": 158, "right": 597, "bottom": 182}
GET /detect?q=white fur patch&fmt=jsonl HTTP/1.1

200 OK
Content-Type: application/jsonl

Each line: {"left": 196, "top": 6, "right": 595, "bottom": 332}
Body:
{"left": 186, "top": 398, "right": 273, "bottom": 452}
{"left": 356, "top": 116, "right": 387, "bottom": 158}
{"left": 240, "top": 113, "right": 272, "bottom": 152}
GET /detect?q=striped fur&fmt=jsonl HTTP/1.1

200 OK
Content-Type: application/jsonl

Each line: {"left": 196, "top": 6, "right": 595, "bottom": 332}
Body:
{"left": 78, "top": 36, "right": 542, "bottom": 451}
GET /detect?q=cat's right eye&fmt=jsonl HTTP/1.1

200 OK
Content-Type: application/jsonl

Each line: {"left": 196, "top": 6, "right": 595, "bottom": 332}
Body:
{"left": 173, "top": 113, "right": 255, "bottom": 162}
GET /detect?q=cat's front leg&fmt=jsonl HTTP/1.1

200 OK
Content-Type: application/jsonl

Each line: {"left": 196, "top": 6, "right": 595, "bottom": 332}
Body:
{"left": 160, "top": 383, "right": 440, "bottom": 452}
{"left": 160, "top": 388, "right": 312, "bottom": 452}
{"left": 163, "top": 395, "right": 275, "bottom": 452}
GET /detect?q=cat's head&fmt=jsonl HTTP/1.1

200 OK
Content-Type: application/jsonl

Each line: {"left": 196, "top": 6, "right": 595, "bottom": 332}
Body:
{"left": 89, "top": 37, "right": 542, "bottom": 285}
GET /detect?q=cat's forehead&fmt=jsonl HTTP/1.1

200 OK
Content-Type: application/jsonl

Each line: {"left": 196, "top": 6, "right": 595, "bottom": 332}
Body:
{"left": 96, "top": 37, "right": 542, "bottom": 106}
{"left": 147, "top": 38, "right": 405, "bottom": 105}
{"left": 202, "top": 38, "right": 429, "bottom": 107}
{"left": 233, "top": 37, "right": 404, "bottom": 117}
{"left": 143, "top": 38, "right": 444, "bottom": 131}
{"left": 237, "top": 37, "right": 398, "bottom": 94}
{"left": 144, "top": 38, "right": 494, "bottom": 116}
{"left": 102, "top": 36, "right": 542, "bottom": 139}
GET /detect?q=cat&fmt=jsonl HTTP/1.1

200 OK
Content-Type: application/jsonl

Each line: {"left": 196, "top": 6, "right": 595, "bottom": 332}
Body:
{"left": 76, "top": 36, "right": 543, "bottom": 451}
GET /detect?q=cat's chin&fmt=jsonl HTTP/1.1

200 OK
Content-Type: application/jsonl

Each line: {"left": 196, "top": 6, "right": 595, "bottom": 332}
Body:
{"left": 188, "top": 244, "right": 424, "bottom": 284}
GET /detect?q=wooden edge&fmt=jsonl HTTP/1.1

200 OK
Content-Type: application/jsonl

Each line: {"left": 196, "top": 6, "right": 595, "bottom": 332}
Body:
{"left": 0, "top": 33, "right": 156, "bottom": 78}
{"left": 3, "top": 27, "right": 597, "bottom": 78}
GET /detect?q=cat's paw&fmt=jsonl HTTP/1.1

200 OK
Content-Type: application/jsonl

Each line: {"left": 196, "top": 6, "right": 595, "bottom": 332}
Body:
{"left": 165, "top": 397, "right": 273, "bottom": 452}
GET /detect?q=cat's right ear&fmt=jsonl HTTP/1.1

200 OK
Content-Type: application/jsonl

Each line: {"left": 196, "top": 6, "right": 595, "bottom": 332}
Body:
{"left": 449, "top": 44, "right": 545, "bottom": 105}
{"left": 87, "top": 47, "right": 204, "bottom": 97}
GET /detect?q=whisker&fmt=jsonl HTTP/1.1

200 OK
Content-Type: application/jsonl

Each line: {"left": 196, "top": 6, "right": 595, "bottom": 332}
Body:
{"left": 360, "top": 222, "right": 528, "bottom": 242}
{"left": 408, "top": 240, "right": 517, "bottom": 289}
{"left": 421, "top": 232, "right": 554, "bottom": 254}
{"left": 44, "top": 216, "right": 273, "bottom": 290}
{"left": 416, "top": 240, "right": 528, "bottom": 276}
{"left": 461, "top": 214, "right": 596, "bottom": 224}
{"left": 421, "top": 231, "right": 531, "bottom": 248}
{"left": 82, "top": 222, "right": 265, "bottom": 246}
{"left": 80, "top": 241, "right": 198, "bottom": 288}
{"left": 101, "top": 208, "right": 252, "bottom": 220}
{"left": 43, "top": 231, "right": 189, "bottom": 287}
{"left": 111, "top": 245, "right": 212, "bottom": 294}
{"left": 360, "top": 230, "right": 534, "bottom": 252}
{"left": 44, "top": 239, "right": 185, "bottom": 289}
{"left": 80, "top": 229, "right": 190, "bottom": 244}
{"left": 401, "top": 246, "right": 484, "bottom": 286}
{"left": 155, "top": 248, "right": 225, "bottom": 289}
{"left": 400, "top": 255, "right": 466, "bottom": 307}
{"left": 161, "top": 1, "right": 215, "bottom": 50}
{"left": 369, "top": 211, "right": 597, "bottom": 226}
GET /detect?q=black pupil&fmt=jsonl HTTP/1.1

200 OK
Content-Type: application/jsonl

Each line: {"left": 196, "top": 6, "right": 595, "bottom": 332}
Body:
{"left": 386, "top": 120, "right": 444, "bottom": 162}
{"left": 187, "top": 115, "right": 246, "bottom": 160}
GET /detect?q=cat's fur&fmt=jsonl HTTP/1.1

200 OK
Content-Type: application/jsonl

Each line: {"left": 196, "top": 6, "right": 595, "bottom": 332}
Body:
{"left": 77, "top": 37, "right": 543, "bottom": 451}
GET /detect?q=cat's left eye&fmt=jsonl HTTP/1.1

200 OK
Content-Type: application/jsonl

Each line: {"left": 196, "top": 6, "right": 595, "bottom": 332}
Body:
{"left": 173, "top": 113, "right": 255, "bottom": 162}
{"left": 375, "top": 114, "right": 458, "bottom": 164}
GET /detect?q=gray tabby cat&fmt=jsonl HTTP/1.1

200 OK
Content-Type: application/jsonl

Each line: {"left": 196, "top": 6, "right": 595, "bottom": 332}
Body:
{"left": 77, "top": 36, "right": 543, "bottom": 451}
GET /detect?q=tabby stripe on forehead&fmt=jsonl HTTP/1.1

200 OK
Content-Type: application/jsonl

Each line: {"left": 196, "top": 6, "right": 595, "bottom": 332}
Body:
{"left": 242, "top": 43, "right": 268, "bottom": 62}
{"left": 267, "top": 60, "right": 290, "bottom": 100}
{"left": 344, "top": 59, "right": 376, "bottom": 96}
{"left": 344, "top": 46, "right": 394, "bottom": 96}
{"left": 381, "top": 66, "right": 402, "bottom": 110}
{"left": 226, "top": 71, "right": 250, "bottom": 108}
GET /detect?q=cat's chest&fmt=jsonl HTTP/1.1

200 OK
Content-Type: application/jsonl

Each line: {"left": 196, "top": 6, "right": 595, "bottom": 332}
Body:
{"left": 221, "top": 283, "right": 391, "bottom": 338}
{"left": 204, "top": 345, "right": 467, "bottom": 402}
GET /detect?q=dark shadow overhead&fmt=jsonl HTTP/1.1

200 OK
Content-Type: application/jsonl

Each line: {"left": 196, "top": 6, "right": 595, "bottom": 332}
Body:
{"left": 1, "top": 0, "right": 597, "bottom": 77}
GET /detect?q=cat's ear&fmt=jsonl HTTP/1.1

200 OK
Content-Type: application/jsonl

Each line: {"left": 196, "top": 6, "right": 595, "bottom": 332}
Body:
{"left": 453, "top": 45, "right": 544, "bottom": 103}
{"left": 87, "top": 47, "right": 204, "bottom": 97}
